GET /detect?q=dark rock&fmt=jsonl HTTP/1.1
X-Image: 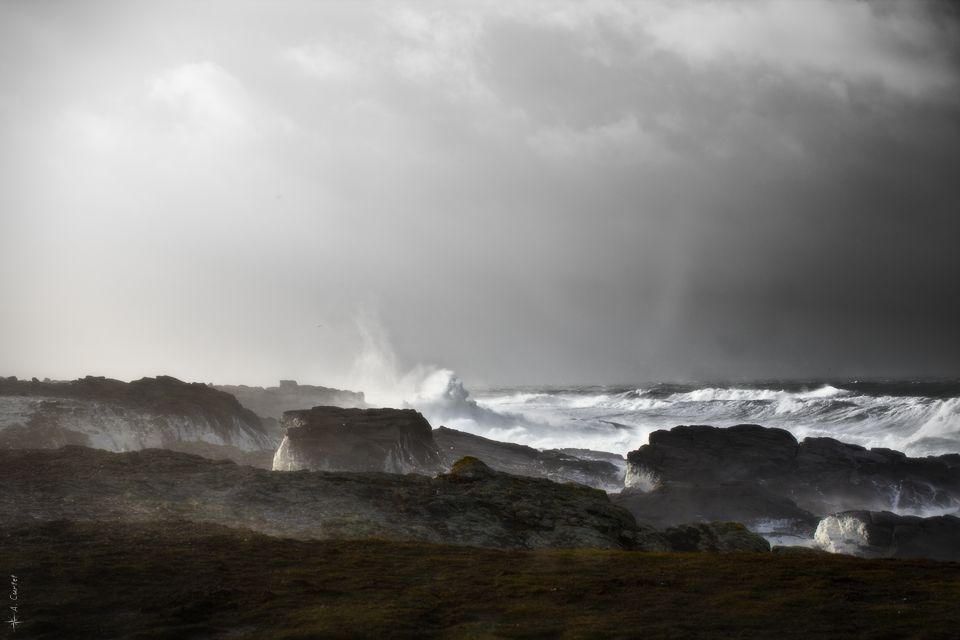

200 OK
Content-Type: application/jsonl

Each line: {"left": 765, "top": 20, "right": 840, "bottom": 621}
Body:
{"left": 0, "top": 376, "right": 274, "bottom": 462}
{"left": 781, "top": 438, "right": 960, "bottom": 515}
{"left": 663, "top": 522, "right": 770, "bottom": 553}
{"left": 215, "top": 380, "right": 366, "bottom": 421}
{"left": 626, "top": 424, "right": 799, "bottom": 487}
{"left": 434, "top": 426, "right": 624, "bottom": 491}
{"left": 614, "top": 480, "right": 818, "bottom": 536}
{"left": 0, "top": 447, "right": 662, "bottom": 551}
{"left": 625, "top": 424, "right": 960, "bottom": 519}
{"left": 273, "top": 406, "right": 443, "bottom": 474}
{"left": 815, "top": 511, "right": 960, "bottom": 561}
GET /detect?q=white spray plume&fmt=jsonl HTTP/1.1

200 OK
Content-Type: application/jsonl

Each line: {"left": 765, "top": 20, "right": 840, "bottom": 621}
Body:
{"left": 343, "top": 306, "right": 533, "bottom": 434}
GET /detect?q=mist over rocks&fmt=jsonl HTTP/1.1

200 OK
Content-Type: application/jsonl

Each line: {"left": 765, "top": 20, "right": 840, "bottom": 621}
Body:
{"left": 271, "top": 405, "right": 626, "bottom": 490}
{"left": 433, "top": 426, "right": 625, "bottom": 491}
{"left": 0, "top": 446, "right": 659, "bottom": 551}
{"left": 273, "top": 406, "right": 444, "bottom": 474}
{"left": 215, "top": 380, "right": 366, "bottom": 420}
{"left": 614, "top": 481, "right": 819, "bottom": 537}
{"left": 0, "top": 376, "right": 275, "bottom": 462}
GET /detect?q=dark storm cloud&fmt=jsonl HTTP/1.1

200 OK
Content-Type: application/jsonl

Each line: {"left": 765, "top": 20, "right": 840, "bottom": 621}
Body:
{"left": 1, "top": 0, "right": 958, "bottom": 386}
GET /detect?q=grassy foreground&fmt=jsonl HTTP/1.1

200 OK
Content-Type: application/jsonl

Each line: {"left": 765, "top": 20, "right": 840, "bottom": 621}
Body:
{"left": 2, "top": 520, "right": 959, "bottom": 639}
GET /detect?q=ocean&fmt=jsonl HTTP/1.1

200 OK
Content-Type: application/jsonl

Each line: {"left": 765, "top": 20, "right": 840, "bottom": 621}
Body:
{"left": 402, "top": 372, "right": 960, "bottom": 458}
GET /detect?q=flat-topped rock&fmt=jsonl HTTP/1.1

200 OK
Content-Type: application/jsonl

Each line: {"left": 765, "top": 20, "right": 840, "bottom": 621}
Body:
{"left": 626, "top": 424, "right": 799, "bottom": 487}
{"left": 273, "top": 406, "right": 443, "bottom": 474}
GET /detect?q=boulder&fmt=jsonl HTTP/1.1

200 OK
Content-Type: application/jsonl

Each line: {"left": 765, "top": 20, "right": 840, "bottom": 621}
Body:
{"left": 814, "top": 511, "right": 960, "bottom": 561}
{"left": 273, "top": 406, "right": 443, "bottom": 474}
{"left": 663, "top": 522, "right": 771, "bottom": 553}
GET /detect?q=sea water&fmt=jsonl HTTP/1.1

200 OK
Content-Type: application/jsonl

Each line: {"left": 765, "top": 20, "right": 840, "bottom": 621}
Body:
{"left": 399, "top": 372, "right": 960, "bottom": 458}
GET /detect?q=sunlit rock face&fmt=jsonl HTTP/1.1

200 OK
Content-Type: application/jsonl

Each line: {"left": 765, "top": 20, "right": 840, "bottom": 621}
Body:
{"left": 815, "top": 511, "right": 960, "bottom": 561}
{"left": 0, "top": 376, "right": 274, "bottom": 454}
{"left": 272, "top": 406, "right": 443, "bottom": 474}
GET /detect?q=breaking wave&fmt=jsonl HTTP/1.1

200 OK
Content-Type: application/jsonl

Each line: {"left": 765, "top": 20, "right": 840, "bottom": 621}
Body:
{"left": 342, "top": 310, "right": 960, "bottom": 456}
{"left": 472, "top": 382, "right": 960, "bottom": 456}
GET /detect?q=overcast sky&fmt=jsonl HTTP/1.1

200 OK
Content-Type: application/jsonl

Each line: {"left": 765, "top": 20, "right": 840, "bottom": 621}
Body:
{"left": 1, "top": 0, "right": 959, "bottom": 387}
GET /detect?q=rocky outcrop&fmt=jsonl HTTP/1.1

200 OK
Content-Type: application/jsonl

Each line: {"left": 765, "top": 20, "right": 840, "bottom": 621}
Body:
{"left": 625, "top": 425, "right": 960, "bottom": 517}
{"left": 273, "top": 407, "right": 443, "bottom": 474}
{"left": 627, "top": 424, "right": 799, "bottom": 487}
{"left": 814, "top": 511, "right": 960, "bottom": 561}
{"left": 0, "top": 376, "right": 275, "bottom": 462}
{"left": 783, "top": 438, "right": 960, "bottom": 515}
{"left": 0, "top": 446, "right": 664, "bottom": 551}
{"left": 663, "top": 522, "right": 771, "bottom": 553}
{"left": 433, "top": 426, "right": 625, "bottom": 491}
{"left": 215, "top": 380, "right": 366, "bottom": 420}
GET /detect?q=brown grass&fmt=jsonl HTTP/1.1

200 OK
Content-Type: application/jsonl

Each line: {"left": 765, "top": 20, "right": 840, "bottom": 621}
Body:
{"left": 2, "top": 520, "right": 958, "bottom": 639}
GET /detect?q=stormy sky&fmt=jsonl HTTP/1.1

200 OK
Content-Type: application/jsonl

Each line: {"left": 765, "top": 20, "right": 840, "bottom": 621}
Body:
{"left": 1, "top": 0, "right": 959, "bottom": 387}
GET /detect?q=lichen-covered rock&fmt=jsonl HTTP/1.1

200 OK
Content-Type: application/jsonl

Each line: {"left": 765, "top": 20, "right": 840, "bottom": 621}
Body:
{"left": 0, "top": 447, "right": 660, "bottom": 551}
{"left": 814, "top": 511, "right": 960, "bottom": 561}
{"left": 273, "top": 406, "right": 443, "bottom": 474}
{"left": 664, "top": 522, "right": 771, "bottom": 553}
{"left": 0, "top": 376, "right": 274, "bottom": 459}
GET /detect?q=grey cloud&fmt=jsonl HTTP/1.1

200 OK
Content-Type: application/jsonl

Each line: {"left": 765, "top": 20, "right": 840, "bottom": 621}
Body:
{"left": 1, "top": 0, "right": 958, "bottom": 387}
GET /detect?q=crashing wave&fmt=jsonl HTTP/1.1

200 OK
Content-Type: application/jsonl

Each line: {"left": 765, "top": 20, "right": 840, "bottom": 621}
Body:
{"left": 473, "top": 383, "right": 960, "bottom": 456}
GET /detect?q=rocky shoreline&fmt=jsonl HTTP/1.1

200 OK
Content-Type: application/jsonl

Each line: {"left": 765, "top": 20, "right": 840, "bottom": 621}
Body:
{"left": 1, "top": 376, "right": 958, "bottom": 560}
